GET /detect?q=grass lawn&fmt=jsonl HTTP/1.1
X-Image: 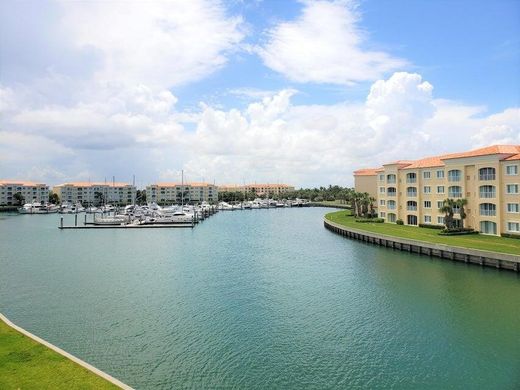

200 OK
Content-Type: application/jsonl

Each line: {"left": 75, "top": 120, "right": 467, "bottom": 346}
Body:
{"left": 325, "top": 210, "right": 520, "bottom": 256}
{"left": 312, "top": 200, "right": 351, "bottom": 208}
{"left": 0, "top": 318, "right": 119, "bottom": 390}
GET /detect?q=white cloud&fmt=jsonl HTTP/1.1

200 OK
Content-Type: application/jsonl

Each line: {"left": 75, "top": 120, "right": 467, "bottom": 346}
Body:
{"left": 257, "top": 0, "right": 408, "bottom": 84}
{"left": 59, "top": 0, "right": 245, "bottom": 88}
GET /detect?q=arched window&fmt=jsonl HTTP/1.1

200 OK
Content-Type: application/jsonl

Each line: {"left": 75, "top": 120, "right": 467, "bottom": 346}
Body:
{"left": 386, "top": 174, "right": 396, "bottom": 184}
{"left": 387, "top": 200, "right": 396, "bottom": 210}
{"left": 406, "top": 172, "right": 417, "bottom": 184}
{"left": 479, "top": 185, "right": 495, "bottom": 198}
{"left": 448, "top": 169, "right": 461, "bottom": 182}
{"left": 406, "top": 201, "right": 417, "bottom": 211}
{"left": 479, "top": 203, "right": 496, "bottom": 216}
{"left": 387, "top": 187, "right": 397, "bottom": 196}
{"left": 406, "top": 187, "right": 417, "bottom": 197}
{"left": 448, "top": 186, "right": 462, "bottom": 198}
{"left": 480, "top": 221, "right": 497, "bottom": 235}
{"left": 479, "top": 167, "right": 496, "bottom": 181}
{"left": 407, "top": 215, "right": 418, "bottom": 225}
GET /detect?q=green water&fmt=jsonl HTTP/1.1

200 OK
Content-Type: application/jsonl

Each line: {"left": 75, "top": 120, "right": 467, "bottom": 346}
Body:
{"left": 0, "top": 209, "right": 519, "bottom": 389}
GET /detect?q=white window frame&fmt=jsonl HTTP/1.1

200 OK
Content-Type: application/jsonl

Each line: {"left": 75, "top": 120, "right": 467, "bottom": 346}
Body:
{"left": 423, "top": 186, "right": 431, "bottom": 194}
{"left": 505, "top": 165, "right": 518, "bottom": 176}
{"left": 423, "top": 171, "right": 431, "bottom": 179}
{"left": 506, "top": 184, "right": 519, "bottom": 194}
{"left": 424, "top": 201, "right": 431, "bottom": 208}
{"left": 506, "top": 221, "right": 520, "bottom": 232}
{"left": 436, "top": 170, "right": 444, "bottom": 179}
{"left": 507, "top": 203, "right": 519, "bottom": 213}
{"left": 424, "top": 215, "right": 432, "bottom": 223}
{"left": 437, "top": 186, "right": 444, "bottom": 194}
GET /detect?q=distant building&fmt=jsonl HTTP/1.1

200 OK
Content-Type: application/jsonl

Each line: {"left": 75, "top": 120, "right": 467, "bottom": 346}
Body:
{"left": 0, "top": 180, "right": 49, "bottom": 205}
{"left": 146, "top": 182, "right": 218, "bottom": 204}
{"left": 218, "top": 183, "right": 295, "bottom": 196}
{"left": 53, "top": 182, "right": 136, "bottom": 206}
{"left": 354, "top": 145, "right": 520, "bottom": 236}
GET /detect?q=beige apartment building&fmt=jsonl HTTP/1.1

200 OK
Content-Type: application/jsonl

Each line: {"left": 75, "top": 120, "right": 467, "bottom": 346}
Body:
{"left": 0, "top": 180, "right": 49, "bottom": 205}
{"left": 355, "top": 145, "right": 520, "bottom": 236}
{"left": 353, "top": 169, "right": 379, "bottom": 199}
{"left": 218, "top": 183, "right": 295, "bottom": 196}
{"left": 53, "top": 182, "right": 136, "bottom": 206}
{"left": 146, "top": 182, "right": 218, "bottom": 204}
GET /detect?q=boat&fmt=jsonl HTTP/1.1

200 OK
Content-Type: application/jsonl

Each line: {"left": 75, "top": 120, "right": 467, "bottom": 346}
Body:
{"left": 18, "top": 202, "right": 58, "bottom": 214}
{"left": 93, "top": 215, "right": 129, "bottom": 225}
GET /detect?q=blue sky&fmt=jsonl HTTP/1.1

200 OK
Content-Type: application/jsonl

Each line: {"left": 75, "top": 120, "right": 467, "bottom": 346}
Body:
{"left": 0, "top": 0, "right": 519, "bottom": 187}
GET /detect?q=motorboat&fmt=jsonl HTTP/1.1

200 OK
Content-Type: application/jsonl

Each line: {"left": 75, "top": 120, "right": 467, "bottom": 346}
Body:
{"left": 18, "top": 202, "right": 58, "bottom": 214}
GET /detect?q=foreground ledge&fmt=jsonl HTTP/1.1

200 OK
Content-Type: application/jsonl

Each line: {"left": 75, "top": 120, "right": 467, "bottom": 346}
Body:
{"left": 0, "top": 313, "right": 133, "bottom": 389}
{"left": 324, "top": 218, "right": 520, "bottom": 272}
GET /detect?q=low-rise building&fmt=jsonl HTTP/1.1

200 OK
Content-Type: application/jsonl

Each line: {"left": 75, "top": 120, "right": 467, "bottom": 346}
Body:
{"left": 353, "top": 168, "right": 379, "bottom": 199}
{"left": 53, "top": 182, "right": 136, "bottom": 206}
{"left": 146, "top": 182, "right": 218, "bottom": 204}
{"left": 354, "top": 145, "right": 520, "bottom": 236}
{"left": 218, "top": 183, "right": 295, "bottom": 196}
{"left": 0, "top": 180, "right": 49, "bottom": 205}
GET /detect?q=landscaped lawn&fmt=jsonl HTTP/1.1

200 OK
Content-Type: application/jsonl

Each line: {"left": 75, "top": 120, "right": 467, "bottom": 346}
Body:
{"left": 0, "top": 318, "right": 119, "bottom": 390}
{"left": 325, "top": 210, "right": 520, "bottom": 256}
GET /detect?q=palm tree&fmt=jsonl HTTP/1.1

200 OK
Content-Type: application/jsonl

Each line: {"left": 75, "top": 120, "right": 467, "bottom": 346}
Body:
{"left": 13, "top": 192, "right": 25, "bottom": 206}
{"left": 439, "top": 198, "right": 455, "bottom": 229}
{"left": 455, "top": 198, "right": 468, "bottom": 229}
{"left": 368, "top": 196, "right": 376, "bottom": 218}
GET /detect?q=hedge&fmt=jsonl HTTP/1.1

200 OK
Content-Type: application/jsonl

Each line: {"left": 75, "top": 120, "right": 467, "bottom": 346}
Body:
{"left": 418, "top": 223, "right": 444, "bottom": 230}
{"left": 501, "top": 232, "right": 520, "bottom": 239}
{"left": 355, "top": 218, "right": 384, "bottom": 223}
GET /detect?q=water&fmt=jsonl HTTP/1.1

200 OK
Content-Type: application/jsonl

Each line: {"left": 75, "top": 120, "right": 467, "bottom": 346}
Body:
{"left": 0, "top": 208, "right": 519, "bottom": 389}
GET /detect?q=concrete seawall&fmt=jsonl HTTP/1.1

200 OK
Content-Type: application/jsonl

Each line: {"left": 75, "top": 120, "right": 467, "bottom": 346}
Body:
{"left": 0, "top": 313, "right": 133, "bottom": 389}
{"left": 324, "top": 218, "right": 520, "bottom": 272}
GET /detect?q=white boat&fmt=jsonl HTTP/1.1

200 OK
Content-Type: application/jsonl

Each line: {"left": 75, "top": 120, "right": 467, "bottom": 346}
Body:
{"left": 18, "top": 202, "right": 58, "bottom": 214}
{"left": 93, "top": 215, "right": 129, "bottom": 225}
{"left": 141, "top": 211, "right": 193, "bottom": 225}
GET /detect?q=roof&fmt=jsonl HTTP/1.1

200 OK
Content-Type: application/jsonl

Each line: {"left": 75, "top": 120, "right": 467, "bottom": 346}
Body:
{"left": 401, "top": 155, "right": 447, "bottom": 169}
{"left": 0, "top": 180, "right": 47, "bottom": 187}
{"left": 382, "top": 160, "right": 414, "bottom": 167}
{"left": 245, "top": 183, "right": 293, "bottom": 188}
{"left": 54, "top": 182, "right": 132, "bottom": 187}
{"left": 152, "top": 182, "right": 215, "bottom": 187}
{"left": 504, "top": 153, "right": 520, "bottom": 161}
{"left": 353, "top": 168, "right": 380, "bottom": 176}
{"left": 441, "top": 145, "right": 520, "bottom": 160}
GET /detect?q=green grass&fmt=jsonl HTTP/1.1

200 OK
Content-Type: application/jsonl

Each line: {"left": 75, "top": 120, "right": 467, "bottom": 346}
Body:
{"left": 311, "top": 200, "right": 351, "bottom": 208}
{"left": 0, "top": 318, "right": 119, "bottom": 390}
{"left": 325, "top": 210, "right": 520, "bottom": 256}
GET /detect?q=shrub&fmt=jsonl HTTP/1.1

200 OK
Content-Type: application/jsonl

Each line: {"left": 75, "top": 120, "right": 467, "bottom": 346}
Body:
{"left": 396, "top": 219, "right": 404, "bottom": 225}
{"left": 439, "top": 228, "right": 478, "bottom": 236}
{"left": 501, "top": 233, "right": 520, "bottom": 239}
{"left": 355, "top": 218, "right": 384, "bottom": 223}
{"left": 419, "top": 223, "right": 444, "bottom": 229}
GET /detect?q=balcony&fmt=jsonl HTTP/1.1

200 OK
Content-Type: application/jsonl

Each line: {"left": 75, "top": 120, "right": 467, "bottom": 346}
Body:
{"left": 387, "top": 192, "right": 397, "bottom": 197}
{"left": 479, "top": 174, "right": 496, "bottom": 181}
{"left": 479, "top": 191, "right": 496, "bottom": 198}
{"left": 407, "top": 206, "right": 417, "bottom": 211}
{"left": 406, "top": 191, "right": 417, "bottom": 197}
{"left": 480, "top": 209, "right": 496, "bottom": 216}
{"left": 406, "top": 178, "right": 417, "bottom": 184}
{"left": 448, "top": 192, "right": 462, "bottom": 198}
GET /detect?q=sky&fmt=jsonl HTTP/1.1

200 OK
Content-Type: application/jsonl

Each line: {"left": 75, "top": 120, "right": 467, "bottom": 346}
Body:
{"left": 0, "top": 0, "right": 519, "bottom": 188}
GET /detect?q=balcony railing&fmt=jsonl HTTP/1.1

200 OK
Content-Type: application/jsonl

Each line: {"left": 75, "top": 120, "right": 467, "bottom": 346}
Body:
{"left": 479, "top": 174, "right": 496, "bottom": 181}
{"left": 406, "top": 178, "right": 417, "bottom": 184}
{"left": 479, "top": 191, "right": 496, "bottom": 198}
{"left": 387, "top": 179, "right": 396, "bottom": 184}
{"left": 480, "top": 209, "right": 496, "bottom": 216}
{"left": 407, "top": 206, "right": 417, "bottom": 211}
{"left": 448, "top": 176, "right": 461, "bottom": 182}
{"left": 387, "top": 192, "right": 397, "bottom": 197}
{"left": 448, "top": 192, "right": 462, "bottom": 198}
{"left": 406, "top": 192, "right": 417, "bottom": 197}
{"left": 387, "top": 205, "right": 396, "bottom": 210}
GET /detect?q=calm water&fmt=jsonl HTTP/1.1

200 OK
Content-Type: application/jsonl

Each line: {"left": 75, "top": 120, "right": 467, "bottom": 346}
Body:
{"left": 0, "top": 208, "right": 519, "bottom": 389}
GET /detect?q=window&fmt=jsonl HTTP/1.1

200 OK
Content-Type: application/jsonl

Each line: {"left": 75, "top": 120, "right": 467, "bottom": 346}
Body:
{"left": 479, "top": 167, "right": 496, "bottom": 181}
{"left": 437, "top": 186, "right": 444, "bottom": 194}
{"left": 437, "top": 201, "right": 444, "bottom": 209}
{"left": 380, "top": 212, "right": 386, "bottom": 218}
{"left": 479, "top": 203, "right": 496, "bottom": 216}
{"left": 424, "top": 201, "right": 431, "bottom": 208}
{"left": 507, "top": 203, "right": 519, "bottom": 213}
{"left": 480, "top": 221, "right": 497, "bottom": 235}
{"left": 406, "top": 187, "right": 417, "bottom": 197}
{"left": 406, "top": 172, "right": 417, "bottom": 184}
{"left": 387, "top": 200, "right": 396, "bottom": 210}
{"left": 448, "top": 186, "right": 462, "bottom": 198}
{"left": 506, "top": 184, "right": 519, "bottom": 194}
{"left": 448, "top": 169, "right": 461, "bottom": 182}
{"left": 379, "top": 187, "right": 386, "bottom": 194}
{"left": 424, "top": 215, "right": 432, "bottom": 223}
{"left": 507, "top": 222, "right": 520, "bottom": 232}
{"left": 387, "top": 187, "right": 397, "bottom": 197}
{"left": 423, "top": 186, "right": 431, "bottom": 194}
{"left": 378, "top": 174, "right": 385, "bottom": 181}
{"left": 388, "top": 213, "right": 397, "bottom": 223}
{"left": 407, "top": 201, "right": 417, "bottom": 211}
{"left": 423, "top": 171, "right": 431, "bottom": 179}
{"left": 437, "top": 216, "right": 445, "bottom": 224}
{"left": 437, "top": 170, "right": 444, "bottom": 179}
{"left": 407, "top": 215, "right": 418, "bottom": 225}
{"left": 387, "top": 174, "right": 396, "bottom": 184}
{"left": 506, "top": 165, "right": 518, "bottom": 175}
{"left": 479, "top": 185, "right": 496, "bottom": 198}
{"left": 380, "top": 199, "right": 386, "bottom": 206}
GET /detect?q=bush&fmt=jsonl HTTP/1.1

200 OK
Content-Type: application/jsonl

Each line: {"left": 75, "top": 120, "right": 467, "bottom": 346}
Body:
{"left": 501, "top": 233, "right": 520, "bottom": 239}
{"left": 419, "top": 223, "right": 444, "bottom": 230}
{"left": 355, "top": 218, "right": 384, "bottom": 223}
{"left": 439, "top": 228, "right": 478, "bottom": 236}
{"left": 396, "top": 219, "right": 404, "bottom": 225}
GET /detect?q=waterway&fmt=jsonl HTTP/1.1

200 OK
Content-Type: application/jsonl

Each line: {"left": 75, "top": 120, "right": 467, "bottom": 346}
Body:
{"left": 0, "top": 208, "right": 519, "bottom": 389}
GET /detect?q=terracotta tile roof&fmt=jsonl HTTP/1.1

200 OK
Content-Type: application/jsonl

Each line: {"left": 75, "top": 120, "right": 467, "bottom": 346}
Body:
{"left": 505, "top": 153, "right": 520, "bottom": 161}
{"left": 382, "top": 160, "right": 414, "bottom": 167}
{"left": 245, "top": 184, "right": 293, "bottom": 188}
{"left": 402, "top": 155, "right": 447, "bottom": 169}
{"left": 152, "top": 182, "right": 214, "bottom": 187}
{"left": 0, "top": 180, "right": 47, "bottom": 186}
{"left": 353, "top": 168, "right": 380, "bottom": 176}
{"left": 441, "top": 145, "right": 520, "bottom": 160}
{"left": 55, "top": 182, "right": 132, "bottom": 187}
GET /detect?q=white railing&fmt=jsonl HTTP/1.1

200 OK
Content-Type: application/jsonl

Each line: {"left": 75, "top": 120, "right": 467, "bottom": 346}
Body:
{"left": 479, "top": 174, "right": 496, "bottom": 181}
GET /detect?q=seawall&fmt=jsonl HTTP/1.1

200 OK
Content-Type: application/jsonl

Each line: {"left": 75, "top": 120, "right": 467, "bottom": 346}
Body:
{"left": 324, "top": 218, "right": 520, "bottom": 272}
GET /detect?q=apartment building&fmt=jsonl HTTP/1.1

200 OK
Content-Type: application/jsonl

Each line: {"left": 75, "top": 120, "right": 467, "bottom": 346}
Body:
{"left": 53, "top": 182, "right": 136, "bottom": 206}
{"left": 353, "top": 168, "right": 379, "bottom": 199}
{"left": 146, "top": 182, "right": 218, "bottom": 204}
{"left": 218, "top": 183, "right": 295, "bottom": 196}
{"left": 0, "top": 180, "right": 49, "bottom": 205}
{"left": 355, "top": 145, "right": 520, "bottom": 236}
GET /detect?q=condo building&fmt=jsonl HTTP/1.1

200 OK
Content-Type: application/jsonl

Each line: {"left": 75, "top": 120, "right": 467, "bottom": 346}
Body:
{"left": 146, "top": 182, "right": 218, "bottom": 204}
{"left": 53, "top": 182, "right": 136, "bottom": 206}
{"left": 0, "top": 180, "right": 49, "bottom": 205}
{"left": 218, "top": 183, "right": 295, "bottom": 196}
{"left": 354, "top": 145, "right": 520, "bottom": 236}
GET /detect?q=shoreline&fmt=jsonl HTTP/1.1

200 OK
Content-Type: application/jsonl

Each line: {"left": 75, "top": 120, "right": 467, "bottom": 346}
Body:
{"left": 0, "top": 313, "right": 133, "bottom": 389}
